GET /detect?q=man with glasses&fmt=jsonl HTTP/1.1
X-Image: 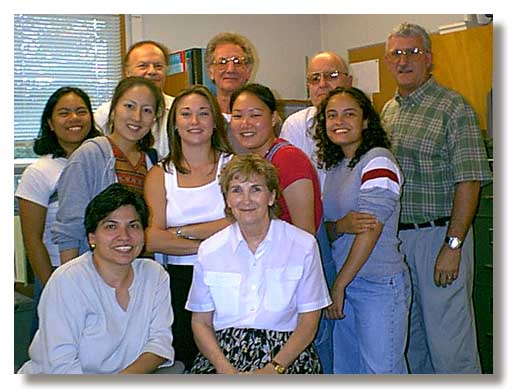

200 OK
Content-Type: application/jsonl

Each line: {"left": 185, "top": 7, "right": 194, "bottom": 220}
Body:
{"left": 279, "top": 51, "right": 352, "bottom": 374}
{"left": 205, "top": 32, "right": 256, "bottom": 153}
{"left": 94, "top": 40, "right": 175, "bottom": 159}
{"left": 381, "top": 22, "right": 491, "bottom": 374}
{"left": 280, "top": 51, "right": 352, "bottom": 189}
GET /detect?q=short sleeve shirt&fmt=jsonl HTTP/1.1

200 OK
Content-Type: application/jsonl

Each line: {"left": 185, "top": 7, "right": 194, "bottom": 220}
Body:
{"left": 186, "top": 220, "right": 331, "bottom": 332}
{"left": 381, "top": 77, "right": 492, "bottom": 223}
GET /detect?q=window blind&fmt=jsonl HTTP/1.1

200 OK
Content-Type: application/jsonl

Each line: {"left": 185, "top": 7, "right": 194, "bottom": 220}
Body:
{"left": 14, "top": 14, "right": 122, "bottom": 143}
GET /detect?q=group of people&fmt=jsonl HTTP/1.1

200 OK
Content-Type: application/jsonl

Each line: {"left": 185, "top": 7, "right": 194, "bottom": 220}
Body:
{"left": 15, "top": 21, "right": 491, "bottom": 375}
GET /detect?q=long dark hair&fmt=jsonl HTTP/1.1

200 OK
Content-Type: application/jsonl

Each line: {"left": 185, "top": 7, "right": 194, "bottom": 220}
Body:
{"left": 107, "top": 76, "right": 165, "bottom": 152}
{"left": 33, "top": 87, "right": 100, "bottom": 157}
{"left": 162, "top": 84, "right": 232, "bottom": 174}
{"left": 314, "top": 86, "right": 390, "bottom": 169}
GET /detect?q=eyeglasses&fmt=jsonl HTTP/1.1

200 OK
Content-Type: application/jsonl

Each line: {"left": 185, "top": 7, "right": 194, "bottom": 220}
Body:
{"left": 386, "top": 47, "right": 426, "bottom": 62}
{"left": 306, "top": 70, "right": 348, "bottom": 85}
{"left": 212, "top": 56, "right": 248, "bottom": 69}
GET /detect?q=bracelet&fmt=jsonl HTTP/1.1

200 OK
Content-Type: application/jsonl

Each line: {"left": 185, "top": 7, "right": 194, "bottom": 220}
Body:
{"left": 270, "top": 359, "right": 285, "bottom": 374}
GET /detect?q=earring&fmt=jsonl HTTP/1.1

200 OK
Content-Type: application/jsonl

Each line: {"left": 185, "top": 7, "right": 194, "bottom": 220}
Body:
{"left": 90, "top": 243, "right": 96, "bottom": 250}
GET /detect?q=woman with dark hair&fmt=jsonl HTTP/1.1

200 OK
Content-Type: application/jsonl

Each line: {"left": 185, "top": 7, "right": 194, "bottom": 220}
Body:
{"left": 314, "top": 86, "right": 410, "bottom": 373}
{"left": 186, "top": 154, "right": 330, "bottom": 374}
{"left": 144, "top": 84, "right": 233, "bottom": 370}
{"left": 19, "top": 183, "right": 176, "bottom": 374}
{"left": 229, "top": 83, "right": 322, "bottom": 236}
{"left": 52, "top": 77, "right": 165, "bottom": 264}
{"left": 15, "top": 86, "right": 100, "bottom": 335}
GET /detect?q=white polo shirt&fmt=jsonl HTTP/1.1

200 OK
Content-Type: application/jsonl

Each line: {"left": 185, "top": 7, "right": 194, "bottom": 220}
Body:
{"left": 186, "top": 219, "right": 331, "bottom": 332}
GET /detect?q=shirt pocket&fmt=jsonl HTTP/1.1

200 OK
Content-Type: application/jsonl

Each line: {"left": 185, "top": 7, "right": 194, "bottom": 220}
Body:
{"left": 203, "top": 271, "right": 242, "bottom": 317}
{"left": 264, "top": 265, "right": 303, "bottom": 311}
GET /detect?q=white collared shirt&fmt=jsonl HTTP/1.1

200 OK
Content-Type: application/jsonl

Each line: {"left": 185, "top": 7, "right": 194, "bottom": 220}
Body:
{"left": 186, "top": 219, "right": 331, "bottom": 332}
{"left": 279, "top": 106, "right": 326, "bottom": 191}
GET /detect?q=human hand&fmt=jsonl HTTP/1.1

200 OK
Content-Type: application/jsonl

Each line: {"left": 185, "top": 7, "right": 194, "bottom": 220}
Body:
{"left": 433, "top": 245, "right": 461, "bottom": 287}
{"left": 337, "top": 211, "right": 378, "bottom": 235}
{"left": 325, "top": 283, "right": 346, "bottom": 320}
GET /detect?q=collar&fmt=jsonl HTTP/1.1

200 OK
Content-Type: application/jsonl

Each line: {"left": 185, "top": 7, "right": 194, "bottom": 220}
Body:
{"left": 230, "top": 219, "right": 275, "bottom": 254}
{"left": 395, "top": 76, "right": 436, "bottom": 106}
{"left": 305, "top": 106, "right": 317, "bottom": 126}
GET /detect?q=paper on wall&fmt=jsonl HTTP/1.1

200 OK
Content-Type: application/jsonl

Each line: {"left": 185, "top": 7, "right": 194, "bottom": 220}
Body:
{"left": 350, "top": 59, "right": 380, "bottom": 94}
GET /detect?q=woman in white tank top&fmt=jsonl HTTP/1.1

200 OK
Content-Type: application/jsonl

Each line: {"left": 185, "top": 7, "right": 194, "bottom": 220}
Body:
{"left": 144, "top": 85, "right": 233, "bottom": 370}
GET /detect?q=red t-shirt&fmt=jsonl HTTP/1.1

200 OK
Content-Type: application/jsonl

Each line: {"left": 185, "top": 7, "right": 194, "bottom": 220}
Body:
{"left": 267, "top": 138, "right": 323, "bottom": 230}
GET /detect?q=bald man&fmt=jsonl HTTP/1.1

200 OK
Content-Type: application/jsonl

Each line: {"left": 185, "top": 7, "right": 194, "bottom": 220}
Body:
{"left": 279, "top": 52, "right": 352, "bottom": 374}
{"left": 280, "top": 52, "right": 352, "bottom": 189}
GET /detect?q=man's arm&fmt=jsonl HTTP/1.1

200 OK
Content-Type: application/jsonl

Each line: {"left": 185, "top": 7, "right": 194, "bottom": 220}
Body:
{"left": 434, "top": 180, "right": 480, "bottom": 287}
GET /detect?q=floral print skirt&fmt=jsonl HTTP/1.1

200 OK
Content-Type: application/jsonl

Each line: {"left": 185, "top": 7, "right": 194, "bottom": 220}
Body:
{"left": 190, "top": 327, "right": 322, "bottom": 374}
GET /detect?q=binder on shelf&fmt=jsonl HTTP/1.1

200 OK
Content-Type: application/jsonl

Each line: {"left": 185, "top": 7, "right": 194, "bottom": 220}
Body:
{"left": 168, "top": 50, "right": 186, "bottom": 75}
{"left": 165, "top": 48, "right": 216, "bottom": 96}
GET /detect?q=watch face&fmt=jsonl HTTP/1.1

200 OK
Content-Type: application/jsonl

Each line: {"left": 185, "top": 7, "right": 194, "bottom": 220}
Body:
{"left": 447, "top": 236, "right": 461, "bottom": 249}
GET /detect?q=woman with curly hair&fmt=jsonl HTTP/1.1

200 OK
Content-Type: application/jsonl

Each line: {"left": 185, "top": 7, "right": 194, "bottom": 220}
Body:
{"left": 314, "top": 86, "right": 410, "bottom": 374}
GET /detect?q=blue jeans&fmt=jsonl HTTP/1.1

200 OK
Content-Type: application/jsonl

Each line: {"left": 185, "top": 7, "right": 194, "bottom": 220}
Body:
{"left": 332, "top": 270, "right": 411, "bottom": 374}
{"left": 312, "top": 220, "right": 336, "bottom": 374}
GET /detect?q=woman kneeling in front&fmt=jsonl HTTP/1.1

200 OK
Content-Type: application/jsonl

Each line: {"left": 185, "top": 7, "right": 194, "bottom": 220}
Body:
{"left": 186, "top": 154, "right": 331, "bottom": 374}
{"left": 18, "top": 183, "right": 175, "bottom": 374}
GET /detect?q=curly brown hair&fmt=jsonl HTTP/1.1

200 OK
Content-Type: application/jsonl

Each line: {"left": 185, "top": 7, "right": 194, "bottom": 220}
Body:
{"left": 314, "top": 86, "right": 390, "bottom": 170}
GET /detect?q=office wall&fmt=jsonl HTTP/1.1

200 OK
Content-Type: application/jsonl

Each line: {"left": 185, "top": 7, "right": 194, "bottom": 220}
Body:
{"left": 137, "top": 14, "right": 322, "bottom": 100}
{"left": 135, "top": 14, "right": 465, "bottom": 99}
{"left": 320, "top": 14, "right": 463, "bottom": 60}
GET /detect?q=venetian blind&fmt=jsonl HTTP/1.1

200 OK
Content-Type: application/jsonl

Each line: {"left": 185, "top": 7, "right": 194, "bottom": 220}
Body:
{"left": 14, "top": 14, "right": 122, "bottom": 143}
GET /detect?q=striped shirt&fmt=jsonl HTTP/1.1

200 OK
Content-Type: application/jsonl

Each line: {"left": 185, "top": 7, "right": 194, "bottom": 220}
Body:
{"left": 380, "top": 77, "right": 492, "bottom": 224}
{"left": 323, "top": 147, "right": 406, "bottom": 278}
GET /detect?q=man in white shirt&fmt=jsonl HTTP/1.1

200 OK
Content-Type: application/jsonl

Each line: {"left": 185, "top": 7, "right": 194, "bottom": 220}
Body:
{"left": 279, "top": 51, "right": 352, "bottom": 374}
{"left": 280, "top": 51, "right": 352, "bottom": 189}
{"left": 94, "top": 40, "right": 175, "bottom": 158}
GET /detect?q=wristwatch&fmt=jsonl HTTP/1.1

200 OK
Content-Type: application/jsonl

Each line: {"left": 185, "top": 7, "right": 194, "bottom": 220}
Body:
{"left": 445, "top": 236, "right": 463, "bottom": 250}
{"left": 175, "top": 227, "right": 199, "bottom": 241}
{"left": 270, "top": 359, "right": 285, "bottom": 374}
{"left": 175, "top": 227, "right": 185, "bottom": 239}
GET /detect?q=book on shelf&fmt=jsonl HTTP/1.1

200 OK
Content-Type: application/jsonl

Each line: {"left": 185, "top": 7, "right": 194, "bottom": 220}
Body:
{"left": 166, "top": 48, "right": 216, "bottom": 95}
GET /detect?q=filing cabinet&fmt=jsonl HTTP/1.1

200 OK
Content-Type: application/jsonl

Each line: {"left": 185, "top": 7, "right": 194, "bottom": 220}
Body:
{"left": 472, "top": 140, "right": 493, "bottom": 374}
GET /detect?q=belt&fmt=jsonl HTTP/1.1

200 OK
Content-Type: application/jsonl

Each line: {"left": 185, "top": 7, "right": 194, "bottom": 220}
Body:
{"left": 398, "top": 216, "right": 450, "bottom": 231}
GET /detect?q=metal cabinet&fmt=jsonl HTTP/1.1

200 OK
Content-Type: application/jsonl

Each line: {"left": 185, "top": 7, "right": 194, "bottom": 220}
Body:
{"left": 473, "top": 141, "right": 493, "bottom": 373}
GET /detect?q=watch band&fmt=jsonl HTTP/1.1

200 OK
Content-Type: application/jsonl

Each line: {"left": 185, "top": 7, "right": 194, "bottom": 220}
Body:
{"left": 270, "top": 359, "right": 285, "bottom": 374}
{"left": 445, "top": 235, "right": 463, "bottom": 249}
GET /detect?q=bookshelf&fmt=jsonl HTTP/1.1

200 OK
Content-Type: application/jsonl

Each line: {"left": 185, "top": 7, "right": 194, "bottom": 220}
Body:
{"left": 164, "top": 48, "right": 216, "bottom": 96}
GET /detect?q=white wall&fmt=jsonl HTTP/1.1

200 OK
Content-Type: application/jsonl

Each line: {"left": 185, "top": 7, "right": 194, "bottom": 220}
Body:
{"left": 135, "top": 14, "right": 467, "bottom": 99}
{"left": 137, "top": 14, "right": 322, "bottom": 100}
{"left": 320, "top": 14, "right": 465, "bottom": 60}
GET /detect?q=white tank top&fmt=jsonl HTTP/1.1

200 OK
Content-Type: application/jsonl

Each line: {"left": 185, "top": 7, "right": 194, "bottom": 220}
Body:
{"left": 156, "top": 152, "right": 232, "bottom": 265}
